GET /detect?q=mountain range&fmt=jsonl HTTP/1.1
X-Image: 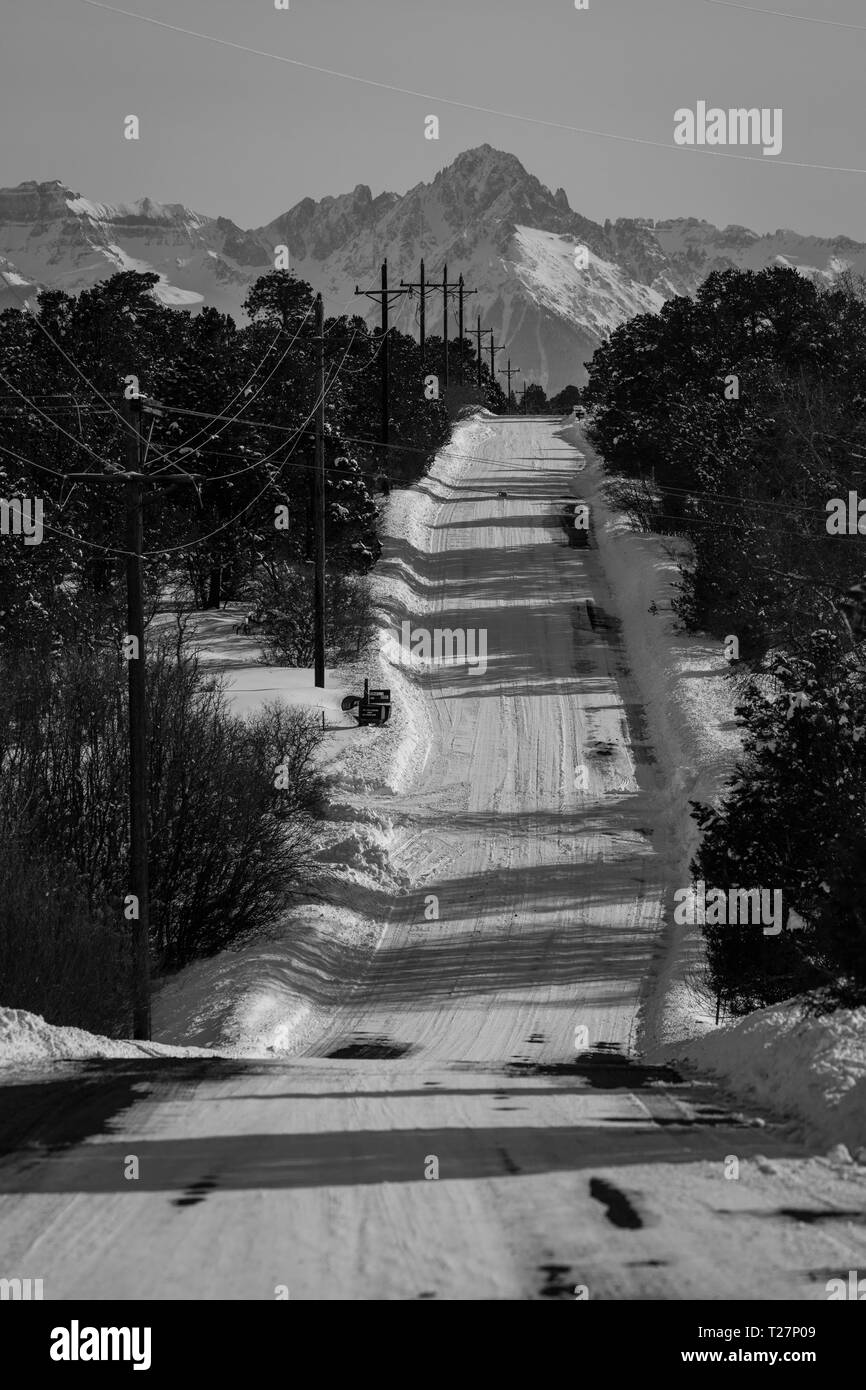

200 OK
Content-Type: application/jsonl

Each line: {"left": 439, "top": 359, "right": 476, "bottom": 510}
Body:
{"left": 2, "top": 145, "right": 863, "bottom": 392}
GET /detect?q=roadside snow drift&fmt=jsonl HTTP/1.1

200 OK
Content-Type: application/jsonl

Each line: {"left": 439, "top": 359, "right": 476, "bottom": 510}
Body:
{"left": 664, "top": 1002, "right": 866, "bottom": 1152}
{"left": 0, "top": 1007, "right": 218, "bottom": 1062}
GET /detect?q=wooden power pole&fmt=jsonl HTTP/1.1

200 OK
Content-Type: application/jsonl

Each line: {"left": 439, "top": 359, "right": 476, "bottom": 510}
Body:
{"left": 123, "top": 397, "right": 150, "bottom": 1041}
{"left": 67, "top": 397, "right": 204, "bottom": 1040}
{"left": 401, "top": 262, "right": 475, "bottom": 389}
{"left": 442, "top": 265, "right": 450, "bottom": 390}
{"left": 456, "top": 275, "right": 477, "bottom": 386}
{"left": 488, "top": 336, "right": 506, "bottom": 383}
{"left": 400, "top": 259, "right": 434, "bottom": 369}
{"left": 476, "top": 321, "right": 506, "bottom": 391}
{"left": 313, "top": 293, "right": 326, "bottom": 689}
{"left": 355, "top": 260, "right": 409, "bottom": 451}
{"left": 499, "top": 358, "right": 521, "bottom": 410}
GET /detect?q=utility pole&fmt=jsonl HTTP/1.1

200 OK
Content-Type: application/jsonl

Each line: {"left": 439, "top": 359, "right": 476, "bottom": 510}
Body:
{"left": 442, "top": 264, "right": 449, "bottom": 390}
{"left": 123, "top": 397, "right": 150, "bottom": 1041}
{"left": 313, "top": 293, "right": 326, "bottom": 689}
{"left": 380, "top": 262, "right": 389, "bottom": 451}
{"left": 474, "top": 323, "right": 504, "bottom": 392}
{"left": 522, "top": 380, "right": 528, "bottom": 416}
{"left": 439, "top": 263, "right": 463, "bottom": 390}
{"left": 456, "top": 275, "right": 477, "bottom": 386}
{"left": 67, "top": 398, "right": 203, "bottom": 1040}
{"left": 499, "top": 356, "right": 520, "bottom": 409}
{"left": 400, "top": 262, "right": 473, "bottom": 390}
{"left": 488, "top": 335, "right": 506, "bottom": 384}
{"left": 419, "top": 259, "right": 426, "bottom": 365}
{"left": 400, "top": 259, "right": 433, "bottom": 369}
{"left": 355, "top": 259, "right": 409, "bottom": 451}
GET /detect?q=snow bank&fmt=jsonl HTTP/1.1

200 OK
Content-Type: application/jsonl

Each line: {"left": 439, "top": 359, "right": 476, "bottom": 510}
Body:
{"left": 356, "top": 413, "right": 499, "bottom": 797}
{"left": 0, "top": 1007, "right": 219, "bottom": 1064}
{"left": 565, "top": 423, "right": 741, "bottom": 842}
{"left": 151, "top": 897, "right": 385, "bottom": 1056}
{"left": 662, "top": 1001, "right": 866, "bottom": 1152}
{"left": 560, "top": 422, "right": 743, "bottom": 1044}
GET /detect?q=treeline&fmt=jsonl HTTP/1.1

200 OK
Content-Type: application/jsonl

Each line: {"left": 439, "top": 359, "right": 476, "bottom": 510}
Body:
{"left": 583, "top": 266, "right": 866, "bottom": 657}
{"left": 0, "top": 266, "right": 504, "bottom": 1034}
{"left": 582, "top": 266, "right": 866, "bottom": 1014}
{"left": 0, "top": 268, "right": 494, "bottom": 645}
{"left": 490, "top": 383, "right": 582, "bottom": 414}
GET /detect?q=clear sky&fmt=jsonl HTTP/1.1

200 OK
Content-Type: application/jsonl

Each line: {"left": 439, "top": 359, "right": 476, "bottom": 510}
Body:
{"left": 3, "top": 0, "right": 865, "bottom": 238}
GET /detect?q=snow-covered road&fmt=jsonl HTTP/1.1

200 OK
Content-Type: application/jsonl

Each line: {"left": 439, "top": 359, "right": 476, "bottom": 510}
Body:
{"left": 1, "top": 418, "right": 865, "bottom": 1300}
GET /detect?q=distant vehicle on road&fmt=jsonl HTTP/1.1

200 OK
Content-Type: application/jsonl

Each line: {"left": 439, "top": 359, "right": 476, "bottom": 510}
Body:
{"left": 497, "top": 490, "right": 508, "bottom": 498}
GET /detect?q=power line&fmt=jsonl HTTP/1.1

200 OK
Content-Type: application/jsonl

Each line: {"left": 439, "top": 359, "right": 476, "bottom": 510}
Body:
{"left": 6, "top": 396, "right": 863, "bottom": 519}
{"left": 145, "top": 304, "right": 314, "bottom": 473}
{"left": 28, "top": 328, "right": 361, "bottom": 562}
{"left": 75, "top": 0, "right": 866, "bottom": 177}
{"left": 150, "top": 292, "right": 379, "bottom": 468}
{"left": 0, "top": 438, "right": 70, "bottom": 481}
{"left": 0, "top": 287, "right": 416, "bottom": 493}
{"left": 139, "top": 400, "right": 322, "bottom": 436}
{"left": 619, "top": 476, "right": 858, "bottom": 520}
{"left": 0, "top": 259, "right": 370, "bottom": 473}
{"left": 642, "top": 508, "right": 850, "bottom": 536}
{"left": 0, "top": 267, "right": 146, "bottom": 446}
{"left": 0, "top": 297, "right": 415, "bottom": 458}
{"left": 698, "top": 0, "right": 866, "bottom": 32}
{"left": 0, "top": 368, "right": 119, "bottom": 471}
{"left": 328, "top": 291, "right": 414, "bottom": 383}
{"left": 145, "top": 317, "right": 288, "bottom": 469}
{"left": 143, "top": 330, "right": 360, "bottom": 556}
{"left": 0, "top": 270, "right": 313, "bottom": 473}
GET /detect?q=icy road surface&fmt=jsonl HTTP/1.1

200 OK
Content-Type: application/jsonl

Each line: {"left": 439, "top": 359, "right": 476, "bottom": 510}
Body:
{"left": 1, "top": 419, "right": 865, "bottom": 1300}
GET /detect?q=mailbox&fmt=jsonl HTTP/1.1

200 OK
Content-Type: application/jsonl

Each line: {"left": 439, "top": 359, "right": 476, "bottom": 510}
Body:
{"left": 357, "top": 701, "right": 391, "bottom": 726}
{"left": 346, "top": 681, "right": 392, "bottom": 726}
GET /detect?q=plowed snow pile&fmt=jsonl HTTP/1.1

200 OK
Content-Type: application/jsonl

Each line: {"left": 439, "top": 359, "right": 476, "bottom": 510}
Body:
{"left": 0, "top": 1007, "right": 218, "bottom": 1062}
{"left": 663, "top": 1002, "right": 866, "bottom": 1152}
